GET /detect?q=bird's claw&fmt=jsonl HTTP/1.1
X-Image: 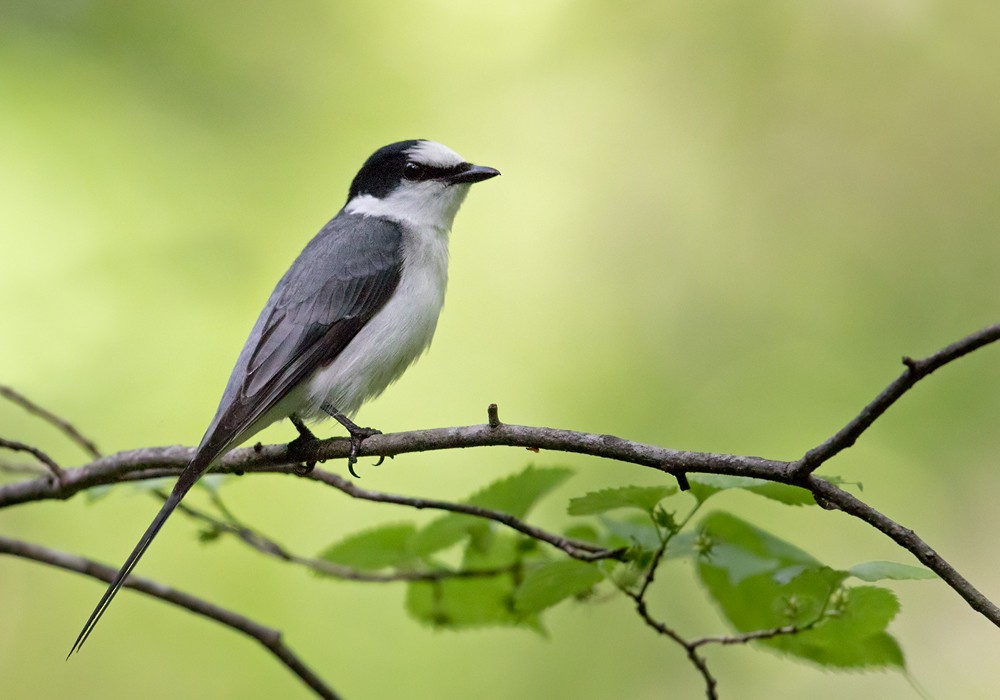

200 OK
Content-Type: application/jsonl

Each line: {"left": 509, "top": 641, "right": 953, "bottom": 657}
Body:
{"left": 347, "top": 426, "right": 381, "bottom": 478}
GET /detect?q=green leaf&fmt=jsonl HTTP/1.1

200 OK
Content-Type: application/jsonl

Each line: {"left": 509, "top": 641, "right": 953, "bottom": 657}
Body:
{"left": 406, "top": 533, "right": 539, "bottom": 630}
{"left": 318, "top": 522, "right": 416, "bottom": 570}
{"left": 563, "top": 524, "right": 601, "bottom": 545}
{"left": 688, "top": 475, "right": 815, "bottom": 506}
{"left": 462, "top": 530, "right": 522, "bottom": 569}
{"left": 514, "top": 560, "right": 604, "bottom": 614}
{"left": 413, "top": 466, "right": 573, "bottom": 558}
{"left": 766, "top": 587, "right": 904, "bottom": 668}
{"left": 848, "top": 561, "right": 937, "bottom": 582}
{"left": 567, "top": 485, "right": 677, "bottom": 515}
{"left": 406, "top": 576, "right": 524, "bottom": 629}
{"left": 743, "top": 481, "right": 816, "bottom": 506}
{"left": 599, "top": 513, "right": 662, "bottom": 551}
{"left": 412, "top": 513, "right": 483, "bottom": 557}
{"left": 699, "top": 511, "right": 822, "bottom": 574}
{"left": 467, "top": 465, "right": 574, "bottom": 517}
{"left": 663, "top": 531, "right": 697, "bottom": 561}
{"left": 696, "top": 512, "right": 904, "bottom": 669}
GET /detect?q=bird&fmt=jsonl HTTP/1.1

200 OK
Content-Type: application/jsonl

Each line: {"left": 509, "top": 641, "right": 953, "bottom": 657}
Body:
{"left": 69, "top": 139, "right": 500, "bottom": 654}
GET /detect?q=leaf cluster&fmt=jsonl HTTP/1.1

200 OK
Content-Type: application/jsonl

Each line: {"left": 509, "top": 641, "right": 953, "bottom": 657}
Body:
{"left": 316, "top": 467, "right": 934, "bottom": 672}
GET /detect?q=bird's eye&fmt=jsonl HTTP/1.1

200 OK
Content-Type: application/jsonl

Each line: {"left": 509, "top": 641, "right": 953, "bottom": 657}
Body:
{"left": 403, "top": 162, "right": 426, "bottom": 181}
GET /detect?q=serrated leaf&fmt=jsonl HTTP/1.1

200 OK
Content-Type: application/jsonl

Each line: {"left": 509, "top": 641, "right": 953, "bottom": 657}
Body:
{"left": 697, "top": 511, "right": 840, "bottom": 627}
{"left": 567, "top": 485, "right": 677, "bottom": 516}
{"left": 412, "top": 466, "right": 572, "bottom": 558}
{"left": 767, "top": 587, "right": 904, "bottom": 668}
{"left": 848, "top": 561, "right": 937, "bottom": 582}
{"left": 699, "top": 511, "right": 822, "bottom": 572}
{"left": 688, "top": 475, "right": 815, "bottom": 506}
{"left": 318, "top": 522, "right": 416, "bottom": 570}
{"left": 696, "top": 512, "right": 904, "bottom": 670}
{"left": 468, "top": 465, "right": 574, "bottom": 517}
{"left": 514, "top": 560, "right": 604, "bottom": 614}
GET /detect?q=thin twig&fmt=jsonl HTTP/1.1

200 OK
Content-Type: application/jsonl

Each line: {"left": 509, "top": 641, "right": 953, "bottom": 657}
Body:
{"left": 303, "top": 468, "right": 621, "bottom": 561}
{"left": 166, "top": 492, "right": 519, "bottom": 583}
{"left": 0, "top": 385, "right": 102, "bottom": 458}
{"left": 791, "top": 322, "right": 1000, "bottom": 477}
{"left": 0, "top": 535, "right": 341, "bottom": 700}
{"left": 688, "top": 595, "right": 832, "bottom": 651}
{"left": 621, "top": 501, "right": 718, "bottom": 697}
{"left": 0, "top": 436, "right": 65, "bottom": 483}
{"left": 690, "top": 624, "right": 807, "bottom": 650}
{"left": 635, "top": 503, "right": 702, "bottom": 601}
{"left": 629, "top": 593, "right": 717, "bottom": 699}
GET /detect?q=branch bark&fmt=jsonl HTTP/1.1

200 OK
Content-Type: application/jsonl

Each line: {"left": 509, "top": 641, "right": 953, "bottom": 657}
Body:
{"left": 2, "top": 414, "right": 997, "bottom": 627}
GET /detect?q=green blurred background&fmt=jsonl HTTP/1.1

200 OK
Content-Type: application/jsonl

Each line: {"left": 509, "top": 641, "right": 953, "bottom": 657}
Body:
{"left": 2, "top": 1, "right": 999, "bottom": 698}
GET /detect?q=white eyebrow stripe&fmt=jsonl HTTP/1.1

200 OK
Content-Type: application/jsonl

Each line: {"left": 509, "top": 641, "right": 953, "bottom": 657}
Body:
{"left": 406, "top": 140, "right": 465, "bottom": 168}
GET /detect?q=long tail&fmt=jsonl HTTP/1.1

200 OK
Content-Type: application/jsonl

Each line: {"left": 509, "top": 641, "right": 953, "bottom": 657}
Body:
{"left": 67, "top": 453, "right": 212, "bottom": 657}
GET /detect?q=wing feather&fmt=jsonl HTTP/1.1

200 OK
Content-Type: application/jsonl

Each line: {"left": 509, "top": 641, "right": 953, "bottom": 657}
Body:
{"left": 195, "top": 214, "right": 403, "bottom": 461}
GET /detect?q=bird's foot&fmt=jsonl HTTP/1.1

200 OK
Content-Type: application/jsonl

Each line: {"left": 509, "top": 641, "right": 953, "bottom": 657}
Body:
{"left": 346, "top": 426, "right": 381, "bottom": 478}
{"left": 288, "top": 416, "right": 319, "bottom": 474}
{"left": 320, "top": 403, "right": 386, "bottom": 478}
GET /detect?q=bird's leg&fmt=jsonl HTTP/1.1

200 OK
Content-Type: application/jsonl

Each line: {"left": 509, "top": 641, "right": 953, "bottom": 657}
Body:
{"left": 320, "top": 403, "right": 381, "bottom": 478}
{"left": 287, "top": 415, "right": 319, "bottom": 474}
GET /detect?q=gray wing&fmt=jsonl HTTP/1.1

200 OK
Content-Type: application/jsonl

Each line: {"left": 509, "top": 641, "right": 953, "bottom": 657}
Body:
{"left": 195, "top": 213, "right": 403, "bottom": 462}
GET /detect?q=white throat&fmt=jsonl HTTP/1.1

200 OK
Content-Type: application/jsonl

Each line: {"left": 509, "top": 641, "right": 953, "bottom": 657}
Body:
{"left": 345, "top": 182, "right": 471, "bottom": 231}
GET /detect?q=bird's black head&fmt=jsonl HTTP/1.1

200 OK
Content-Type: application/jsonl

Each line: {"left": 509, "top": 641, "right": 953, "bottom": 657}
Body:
{"left": 347, "top": 140, "right": 500, "bottom": 202}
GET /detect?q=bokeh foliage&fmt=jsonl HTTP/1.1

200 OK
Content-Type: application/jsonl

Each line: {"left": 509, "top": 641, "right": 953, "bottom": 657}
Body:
{"left": 2, "top": 1, "right": 999, "bottom": 698}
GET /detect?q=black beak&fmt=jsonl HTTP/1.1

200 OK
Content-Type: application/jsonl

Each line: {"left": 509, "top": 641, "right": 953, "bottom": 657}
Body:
{"left": 448, "top": 163, "right": 501, "bottom": 184}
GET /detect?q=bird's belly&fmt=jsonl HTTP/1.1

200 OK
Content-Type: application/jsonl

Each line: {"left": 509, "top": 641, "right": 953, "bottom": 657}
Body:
{"left": 303, "top": 247, "right": 447, "bottom": 419}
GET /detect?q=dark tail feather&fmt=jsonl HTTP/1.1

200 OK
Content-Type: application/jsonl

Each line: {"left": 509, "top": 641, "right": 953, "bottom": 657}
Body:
{"left": 67, "top": 455, "right": 211, "bottom": 657}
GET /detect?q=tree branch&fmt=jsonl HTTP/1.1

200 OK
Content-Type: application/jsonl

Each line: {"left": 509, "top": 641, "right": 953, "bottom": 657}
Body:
{"left": 1, "top": 418, "right": 996, "bottom": 627}
{"left": 0, "top": 432, "right": 790, "bottom": 509}
{"left": 2, "top": 324, "right": 998, "bottom": 639}
{"left": 0, "top": 535, "right": 341, "bottom": 700}
{"left": 806, "top": 475, "right": 1000, "bottom": 623}
{"left": 791, "top": 322, "right": 1000, "bottom": 477}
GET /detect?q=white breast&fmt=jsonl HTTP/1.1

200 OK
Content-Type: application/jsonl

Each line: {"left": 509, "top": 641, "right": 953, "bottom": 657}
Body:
{"left": 303, "top": 223, "right": 449, "bottom": 418}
